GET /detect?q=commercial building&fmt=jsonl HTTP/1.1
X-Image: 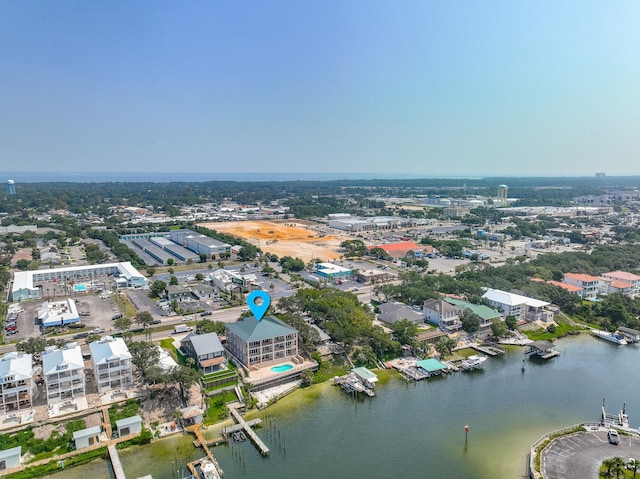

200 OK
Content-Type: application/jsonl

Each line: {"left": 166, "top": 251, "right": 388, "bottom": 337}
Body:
{"left": 328, "top": 215, "right": 417, "bottom": 232}
{"left": 0, "top": 352, "right": 34, "bottom": 414}
{"left": 89, "top": 336, "right": 133, "bottom": 393}
{"left": 42, "top": 343, "right": 86, "bottom": 404}
{"left": 38, "top": 299, "right": 80, "bottom": 328}
{"left": 11, "top": 262, "right": 148, "bottom": 302}
{"left": 170, "top": 229, "right": 231, "bottom": 258}
{"left": 315, "top": 263, "right": 353, "bottom": 281}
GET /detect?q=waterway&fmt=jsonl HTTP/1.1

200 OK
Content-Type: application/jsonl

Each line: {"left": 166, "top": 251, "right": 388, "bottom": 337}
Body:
{"left": 44, "top": 335, "right": 640, "bottom": 479}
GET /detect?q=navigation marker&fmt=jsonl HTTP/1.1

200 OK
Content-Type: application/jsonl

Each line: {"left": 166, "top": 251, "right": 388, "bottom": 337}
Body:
{"left": 247, "top": 290, "right": 271, "bottom": 321}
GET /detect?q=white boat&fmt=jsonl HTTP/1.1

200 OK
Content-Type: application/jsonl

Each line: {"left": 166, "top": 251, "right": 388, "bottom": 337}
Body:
{"left": 461, "top": 355, "right": 488, "bottom": 371}
{"left": 200, "top": 459, "right": 222, "bottom": 479}
{"left": 591, "top": 330, "right": 628, "bottom": 345}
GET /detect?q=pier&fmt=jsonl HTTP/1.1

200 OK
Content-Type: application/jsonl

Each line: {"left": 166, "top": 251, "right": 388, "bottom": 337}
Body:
{"left": 186, "top": 424, "right": 225, "bottom": 478}
{"left": 225, "top": 405, "right": 270, "bottom": 456}
{"left": 468, "top": 342, "right": 504, "bottom": 356}
{"left": 108, "top": 445, "right": 127, "bottom": 479}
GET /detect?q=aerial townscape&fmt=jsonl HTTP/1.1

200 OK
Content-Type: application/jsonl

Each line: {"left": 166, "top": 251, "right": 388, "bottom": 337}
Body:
{"left": 3, "top": 2, "right": 640, "bottom": 478}
{"left": 1, "top": 175, "right": 640, "bottom": 479}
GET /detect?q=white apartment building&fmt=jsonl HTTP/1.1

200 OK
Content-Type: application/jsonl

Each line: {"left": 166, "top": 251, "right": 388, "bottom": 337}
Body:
{"left": 600, "top": 271, "right": 640, "bottom": 298}
{"left": 42, "top": 343, "right": 85, "bottom": 404}
{"left": 89, "top": 336, "right": 133, "bottom": 393}
{"left": 0, "top": 352, "right": 34, "bottom": 414}
{"left": 562, "top": 273, "right": 600, "bottom": 299}
{"left": 482, "top": 289, "right": 554, "bottom": 323}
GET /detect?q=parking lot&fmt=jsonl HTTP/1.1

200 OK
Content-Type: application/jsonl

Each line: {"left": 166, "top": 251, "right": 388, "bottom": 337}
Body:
{"left": 541, "top": 429, "right": 640, "bottom": 479}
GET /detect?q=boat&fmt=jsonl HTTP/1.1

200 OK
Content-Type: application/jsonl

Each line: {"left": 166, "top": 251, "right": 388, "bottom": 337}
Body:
{"left": 591, "top": 330, "right": 628, "bottom": 345}
{"left": 461, "top": 355, "right": 488, "bottom": 371}
{"left": 200, "top": 459, "right": 222, "bottom": 479}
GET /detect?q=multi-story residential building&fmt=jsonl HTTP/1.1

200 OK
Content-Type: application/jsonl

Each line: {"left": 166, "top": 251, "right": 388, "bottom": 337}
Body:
{"left": 563, "top": 273, "right": 600, "bottom": 299}
{"left": 42, "top": 343, "right": 85, "bottom": 404}
{"left": 600, "top": 271, "right": 640, "bottom": 298}
{"left": 423, "top": 299, "right": 461, "bottom": 331}
{"left": 181, "top": 332, "right": 227, "bottom": 374}
{"left": 89, "top": 336, "right": 133, "bottom": 393}
{"left": 442, "top": 297, "right": 502, "bottom": 331}
{"left": 0, "top": 352, "right": 34, "bottom": 414}
{"left": 378, "top": 301, "right": 424, "bottom": 325}
{"left": 482, "top": 289, "right": 554, "bottom": 323}
{"left": 225, "top": 316, "right": 299, "bottom": 369}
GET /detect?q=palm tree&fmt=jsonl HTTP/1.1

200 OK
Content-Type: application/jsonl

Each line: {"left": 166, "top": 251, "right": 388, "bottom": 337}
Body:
{"left": 628, "top": 458, "right": 639, "bottom": 478}
{"left": 603, "top": 458, "right": 615, "bottom": 477}
{"left": 612, "top": 457, "right": 626, "bottom": 479}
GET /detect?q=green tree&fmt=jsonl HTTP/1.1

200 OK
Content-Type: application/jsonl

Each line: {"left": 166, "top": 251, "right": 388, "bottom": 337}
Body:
{"left": 490, "top": 318, "right": 508, "bottom": 338}
{"left": 167, "top": 258, "right": 174, "bottom": 266}
{"left": 390, "top": 319, "right": 418, "bottom": 346}
{"left": 460, "top": 310, "right": 481, "bottom": 335}
{"left": 149, "top": 280, "right": 166, "bottom": 298}
{"left": 114, "top": 317, "right": 132, "bottom": 336}
{"left": 199, "top": 253, "right": 208, "bottom": 263}
{"left": 435, "top": 336, "right": 457, "bottom": 358}
{"left": 195, "top": 273, "right": 204, "bottom": 281}
{"left": 169, "top": 365, "right": 201, "bottom": 407}
{"left": 16, "top": 259, "right": 30, "bottom": 271}
{"left": 169, "top": 276, "right": 179, "bottom": 286}
{"left": 135, "top": 311, "right": 155, "bottom": 340}
{"left": 129, "top": 341, "right": 161, "bottom": 381}
{"left": 504, "top": 315, "right": 518, "bottom": 331}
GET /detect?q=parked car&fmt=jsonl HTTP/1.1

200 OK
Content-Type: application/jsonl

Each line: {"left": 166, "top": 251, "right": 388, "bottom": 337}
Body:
{"left": 112, "top": 313, "right": 123, "bottom": 320}
{"left": 90, "top": 328, "right": 104, "bottom": 334}
{"left": 608, "top": 429, "right": 620, "bottom": 445}
{"left": 73, "top": 332, "right": 90, "bottom": 339}
{"left": 200, "top": 311, "right": 212, "bottom": 317}
{"left": 79, "top": 311, "right": 91, "bottom": 317}
{"left": 152, "top": 318, "right": 161, "bottom": 324}
{"left": 5, "top": 325, "right": 17, "bottom": 331}
{"left": 6, "top": 329, "right": 18, "bottom": 336}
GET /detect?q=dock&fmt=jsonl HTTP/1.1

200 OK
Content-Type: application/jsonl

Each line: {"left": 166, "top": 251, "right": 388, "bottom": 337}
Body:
{"left": 108, "top": 444, "right": 127, "bottom": 479}
{"left": 469, "top": 342, "right": 504, "bottom": 356}
{"left": 225, "top": 405, "right": 269, "bottom": 456}
{"left": 186, "top": 424, "right": 224, "bottom": 478}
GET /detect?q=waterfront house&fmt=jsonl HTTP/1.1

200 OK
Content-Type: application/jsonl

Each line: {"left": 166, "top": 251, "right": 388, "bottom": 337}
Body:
{"left": 0, "top": 352, "right": 34, "bottom": 414}
{"left": 481, "top": 289, "right": 554, "bottom": 323}
{"left": 89, "top": 336, "right": 133, "bottom": 393}
{"left": 0, "top": 446, "right": 21, "bottom": 471}
{"left": 562, "top": 273, "right": 600, "bottom": 299}
{"left": 225, "top": 316, "right": 300, "bottom": 369}
{"left": 600, "top": 270, "right": 640, "bottom": 298}
{"left": 180, "top": 332, "right": 227, "bottom": 374}
{"left": 42, "top": 343, "right": 85, "bottom": 404}
{"left": 73, "top": 426, "right": 102, "bottom": 449}
{"left": 442, "top": 297, "right": 501, "bottom": 331}
{"left": 423, "top": 299, "right": 461, "bottom": 331}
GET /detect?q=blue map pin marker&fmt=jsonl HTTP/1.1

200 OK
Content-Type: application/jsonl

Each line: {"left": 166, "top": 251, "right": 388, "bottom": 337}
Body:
{"left": 247, "top": 290, "right": 270, "bottom": 321}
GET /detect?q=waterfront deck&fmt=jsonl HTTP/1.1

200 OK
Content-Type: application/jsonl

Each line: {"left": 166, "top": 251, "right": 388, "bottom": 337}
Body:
{"left": 186, "top": 424, "right": 224, "bottom": 478}
{"left": 469, "top": 342, "right": 505, "bottom": 356}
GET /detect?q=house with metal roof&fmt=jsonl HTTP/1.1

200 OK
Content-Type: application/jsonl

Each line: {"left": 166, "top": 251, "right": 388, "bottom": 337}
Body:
{"left": 42, "top": 343, "right": 85, "bottom": 404}
{"left": 0, "top": 352, "right": 34, "bottom": 414}
{"left": 0, "top": 446, "right": 22, "bottom": 471}
{"left": 89, "top": 336, "right": 133, "bottom": 393}
{"left": 423, "top": 299, "right": 461, "bottom": 331}
{"left": 181, "top": 332, "right": 227, "bottom": 374}
{"left": 416, "top": 358, "right": 448, "bottom": 376}
{"left": 225, "top": 316, "right": 299, "bottom": 369}
{"left": 442, "top": 297, "right": 502, "bottom": 330}
{"left": 481, "top": 289, "right": 553, "bottom": 323}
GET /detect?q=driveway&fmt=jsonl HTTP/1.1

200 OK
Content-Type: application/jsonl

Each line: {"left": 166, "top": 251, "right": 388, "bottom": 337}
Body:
{"left": 541, "top": 429, "right": 640, "bottom": 479}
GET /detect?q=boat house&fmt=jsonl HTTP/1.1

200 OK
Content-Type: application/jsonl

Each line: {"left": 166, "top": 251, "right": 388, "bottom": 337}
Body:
{"left": 417, "top": 358, "right": 448, "bottom": 377}
{"left": 524, "top": 341, "right": 560, "bottom": 359}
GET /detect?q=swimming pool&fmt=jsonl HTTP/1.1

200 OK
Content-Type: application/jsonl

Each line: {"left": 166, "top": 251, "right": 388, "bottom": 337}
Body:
{"left": 271, "top": 364, "right": 293, "bottom": 373}
{"left": 75, "top": 285, "right": 86, "bottom": 292}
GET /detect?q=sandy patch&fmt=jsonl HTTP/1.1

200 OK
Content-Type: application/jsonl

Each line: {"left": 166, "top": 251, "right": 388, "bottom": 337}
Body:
{"left": 199, "top": 220, "right": 343, "bottom": 262}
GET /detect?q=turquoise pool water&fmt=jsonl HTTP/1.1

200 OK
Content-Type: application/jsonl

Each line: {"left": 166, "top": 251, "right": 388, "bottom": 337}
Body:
{"left": 75, "top": 285, "right": 86, "bottom": 292}
{"left": 271, "top": 364, "right": 293, "bottom": 373}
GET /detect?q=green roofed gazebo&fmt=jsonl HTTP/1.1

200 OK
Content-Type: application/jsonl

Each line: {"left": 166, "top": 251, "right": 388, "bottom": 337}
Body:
{"left": 416, "top": 358, "right": 448, "bottom": 375}
{"left": 352, "top": 366, "right": 378, "bottom": 385}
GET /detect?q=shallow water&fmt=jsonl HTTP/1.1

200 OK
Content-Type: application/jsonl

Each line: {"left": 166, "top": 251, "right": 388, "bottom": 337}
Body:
{"left": 44, "top": 335, "right": 640, "bottom": 479}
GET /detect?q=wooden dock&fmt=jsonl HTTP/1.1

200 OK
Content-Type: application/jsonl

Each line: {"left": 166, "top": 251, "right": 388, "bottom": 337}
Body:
{"left": 186, "top": 424, "right": 224, "bottom": 478}
{"left": 469, "top": 342, "right": 504, "bottom": 356}
{"left": 227, "top": 405, "right": 269, "bottom": 455}
{"left": 108, "top": 445, "right": 127, "bottom": 479}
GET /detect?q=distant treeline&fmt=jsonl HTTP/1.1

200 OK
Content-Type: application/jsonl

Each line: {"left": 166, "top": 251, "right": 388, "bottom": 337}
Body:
{"left": 1, "top": 176, "right": 639, "bottom": 215}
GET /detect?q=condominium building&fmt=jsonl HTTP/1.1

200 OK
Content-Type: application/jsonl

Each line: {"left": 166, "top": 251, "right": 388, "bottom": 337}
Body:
{"left": 563, "top": 273, "right": 600, "bottom": 299}
{"left": 89, "top": 336, "right": 133, "bottom": 393}
{"left": 42, "top": 343, "right": 85, "bottom": 404}
{"left": 0, "top": 352, "right": 34, "bottom": 414}
{"left": 225, "top": 316, "right": 299, "bottom": 369}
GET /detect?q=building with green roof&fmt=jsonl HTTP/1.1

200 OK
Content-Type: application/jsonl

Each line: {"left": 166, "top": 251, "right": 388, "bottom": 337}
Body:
{"left": 443, "top": 297, "right": 501, "bottom": 329}
{"left": 225, "top": 316, "right": 299, "bottom": 369}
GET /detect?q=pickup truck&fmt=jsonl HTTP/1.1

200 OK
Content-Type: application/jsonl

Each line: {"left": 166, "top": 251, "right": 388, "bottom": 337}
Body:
{"left": 173, "top": 324, "right": 193, "bottom": 334}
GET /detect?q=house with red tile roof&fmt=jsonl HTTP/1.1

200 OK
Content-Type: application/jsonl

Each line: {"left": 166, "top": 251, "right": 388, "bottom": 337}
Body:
{"left": 563, "top": 273, "right": 600, "bottom": 299}
{"left": 600, "top": 271, "right": 640, "bottom": 298}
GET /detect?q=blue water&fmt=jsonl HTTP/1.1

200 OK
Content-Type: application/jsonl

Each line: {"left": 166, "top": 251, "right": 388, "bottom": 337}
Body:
{"left": 271, "top": 364, "right": 293, "bottom": 373}
{"left": 74, "top": 285, "right": 86, "bottom": 292}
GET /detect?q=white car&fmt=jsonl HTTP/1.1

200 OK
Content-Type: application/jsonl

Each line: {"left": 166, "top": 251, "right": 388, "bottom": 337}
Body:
{"left": 90, "top": 328, "right": 104, "bottom": 334}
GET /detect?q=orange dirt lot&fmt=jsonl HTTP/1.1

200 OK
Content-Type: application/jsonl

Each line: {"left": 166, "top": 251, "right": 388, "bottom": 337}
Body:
{"left": 199, "top": 221, "right": 342, "bottom": 262}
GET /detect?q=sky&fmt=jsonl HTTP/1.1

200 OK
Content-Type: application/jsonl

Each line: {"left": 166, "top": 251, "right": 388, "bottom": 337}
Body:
{"left": 2, "top": 1, "right": 640, "bottom": 179}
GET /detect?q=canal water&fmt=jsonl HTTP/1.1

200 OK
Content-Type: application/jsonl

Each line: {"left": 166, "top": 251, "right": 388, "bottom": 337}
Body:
{"left": 45, "top": 335, "right": 640, "bottom": 479}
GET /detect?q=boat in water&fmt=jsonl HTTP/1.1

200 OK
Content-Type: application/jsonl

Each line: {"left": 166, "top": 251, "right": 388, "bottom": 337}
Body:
{"left": 200, "top": 459, "right": 222, "bottom": 479}
{"left": 591, "top": 330, "right": 628, "bottom": 345}
{"left": 461, "top": 355, "right": 488, "bottom": 371}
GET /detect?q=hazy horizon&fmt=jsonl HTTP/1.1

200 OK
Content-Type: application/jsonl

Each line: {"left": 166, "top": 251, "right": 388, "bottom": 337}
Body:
{"left": 3, "top": 2, "right": 640, "bottom": 177}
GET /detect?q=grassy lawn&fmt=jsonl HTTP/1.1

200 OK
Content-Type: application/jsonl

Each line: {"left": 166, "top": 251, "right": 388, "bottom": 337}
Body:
{"left": 524, "top": 322, "right": 582, "bottom": 341}
{"left": 312, "top": 360, "right": 349, "bottom": 384}
{"left": 204, "top": 391, "right": 238, "bottom": 425}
